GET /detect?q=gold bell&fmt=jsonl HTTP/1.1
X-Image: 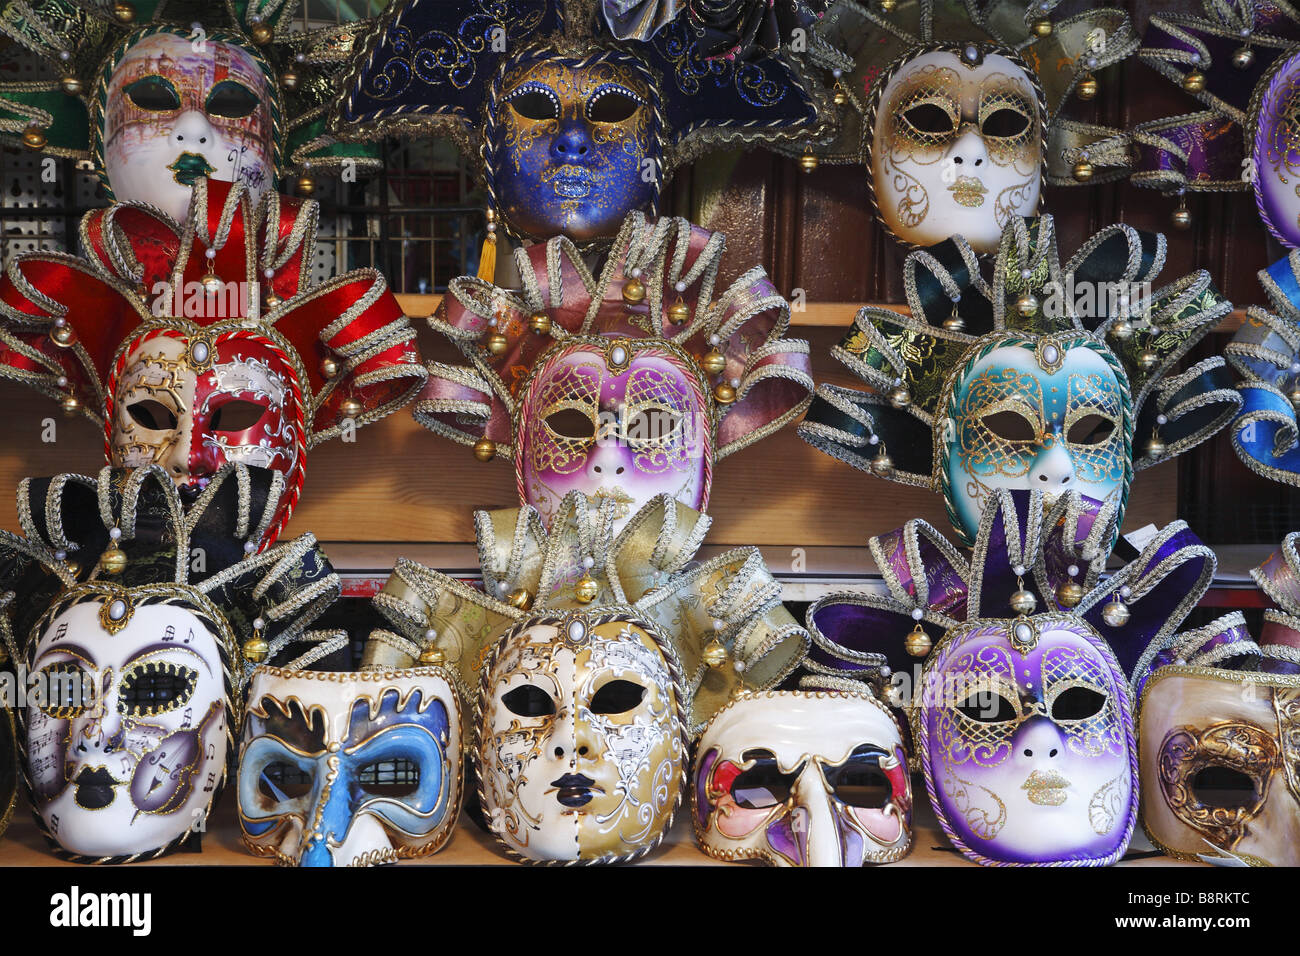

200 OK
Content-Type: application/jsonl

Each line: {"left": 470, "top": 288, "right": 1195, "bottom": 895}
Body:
{"left": 264, "top": 291, "right": 282, "bottom": 309}
{"left": 1181, "top": 70, "right": 1207, "bottom": 94}
{"left": 1109, "top": 319, "right": 1134, "bottom": 341}
{"left": 1076, "top": 75, "right": 1098, "bottom": 101}
{"left": 1145, "top": 434, "right": 1168, "bottom": 458}
{"left": 879, "top": 0, "right": 897, "bottom": 12}
{"left": 703, "top": 640, "right": 727, "bottom": 668}
{"left": 574, "top": 574, "right": 599, "bottom": 604}
{"left": 799, "top": 149, "right": 818, "bottom": 174}
{"left": 320, "top": 357, "right": 340, "bottom": 379}
{"left": 1101, "top": 599, "right": 1131, "bottom": 627}
{"left": 64, "top": 560, "right": 81, "bottom": 579}
{"left": 833, "top": 88, "right": 847, "bottom": 107}
{"left": 1016, "top": 293, "right": 1039, "bottom": 318}
{"left": 112, "top": 1, "right": 135, "bottom": 23}
{"left": 473, "top": 438, "right": 497, "bottom": 462}
{"left": 667, "top": 296, "right": 690, "bottom": 325}
{"left": 904, "top": 623, "right": 932, "bottom": 658}
{"left": 1030, "top": 18, "right": 1052, "bottom": 37}
{"left": 100, "top": 545, "right": 127, "bottom": 576}
{"left": 507, "top": 587, "right": 533, "bottom": 611}
{"left": 1056, "top": 581, "right": 1085, "bottom": 608}
{"left": 528, "top": 311, "right": 552, "bottom": 335}
{"left": 701, "top": 350, "right": 726, "bottom": 375}
{"left": 1233, "top": 46, "right": 1256, "bottom": 70}
{"left": 1136, "top": 347, "right": 1159, "bottom": 371}
{"left": 281, "top": 69, "right": 301, "bottom": 92}
{"left": 1009, "top": 588, "right": 1037, "bottom": 615}
{"left": 1289, "top": 387, "right": 1300, "bottom": 411}
{"left": 943, "top": 315, "right": 966, "bottom": 332}
{"left": 622, "top": 276, "right": 646, "bottom": 304}
{"left": 870, "top": 450, "right": 894, "bottom": 478}
{"left": 50, "top": 324, "right": 76, "bottom": 347}
{"left": 22, "top": 126, "right": 47, "bottom": 150}
{"left": 418, "top": 644, "right": 445, "bottom": 666}
{"left": 251, "top": 22, "right": 274, "bottom": 45}
{"left": 485, "top": 331, "right": 509, "bottom": 356}
{"left": 296, "top": 174, "right": 315, "bottom": 196}
{"left": 201, "top": 273, "right": 223, "bottom": 296}
{"left": 713, "top": 382, "right": 737, "bottom": 404}
{"left": 1171, "top": 204, "right": 1192, "bottom": 230}
{"left": 888, "top": 385, "right": 910, "bottom": 409}
{"left": 1072, "top": 160, "right": 1095, "bottom": 182}
{"left": 60, "top": 75, "right": 83, "bottom": 96}
{"left": 243, "top": 634, "right": 269, "bottom": 663}
{"left": 60, "top": 394, "right": 80, "bottom": 416}
{"left": 339, "top": 398, "right": 363, "bottom": 420}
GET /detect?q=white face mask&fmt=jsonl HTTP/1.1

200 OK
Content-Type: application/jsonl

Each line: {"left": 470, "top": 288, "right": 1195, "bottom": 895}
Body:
{"left": 237, "top": 667, "right": 461, "bottom": 867}
{"left": 478, "top": 613, "right": 685, "bottom": 863}
{"left": 25, "top": 596, "right": 229, "bottom": 860}
{"left": 692, "top": 690, "right": 912, "bottom": 866}
{"left": 101, "top": 31, "right": 275, "bottom": 225}
{"left": 871, "top": 46, "right": 1042, "bottom": 253}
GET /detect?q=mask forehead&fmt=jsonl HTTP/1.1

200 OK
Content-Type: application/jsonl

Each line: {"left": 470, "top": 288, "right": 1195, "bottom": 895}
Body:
{"left": 102, "top": 31, "right": 276, "bottom": 224}
{"left": 492, "top": 53, "right": 658, "bottom": 242}
{"left": 942, "top": 337, "right": 1129, "bottom": 543}
{"left": 25, "top": 595, "right": 229, "bottom": 861}
{"left": 1139, "top": 668, "right": 1300, "bottom": 866}
{"left": 517, "top": 341, "right": 710, "bottom": 531}
{"left": 872, "top": 47, "right": 1042, "bottom": 252}
{"left": 1253, "top": 50, "right": 1300, "bottom": 248}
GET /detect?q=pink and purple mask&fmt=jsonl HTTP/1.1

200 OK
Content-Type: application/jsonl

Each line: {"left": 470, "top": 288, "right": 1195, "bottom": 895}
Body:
{"left": 915, "top": 612, "right": 1137, "bottom": 866}
{"left": 515, "top": 338, "right": 711, "bottom": 530}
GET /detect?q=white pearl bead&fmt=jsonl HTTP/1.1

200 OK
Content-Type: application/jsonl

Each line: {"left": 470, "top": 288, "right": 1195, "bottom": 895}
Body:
{"left": 57, "top": 376, "right": 68, "bottom": 387}
{"left": 54, "top": 317, "right": 66, "bottom": 328}
{"left": 1120, "top": 585, "right": 1132, "bottom": 598}
{"left": 54, "top": 550, "right": 66, "bottom": 561}
{"left": 205, "top": 248, "right": 216, "bottom": 260}
{"left": 1156, "top": 414, "right": 1168, "bottom": 425}
{"left": 675, "top": 281, "right": 686, "bottom": 293}
{"left": 582, "top": 556, "right": 595, "bottom": 569}
{"left": 713, "top": 618, "right": 727, "bottom": 632}
{"left": 424, "top": 628, "right": 437, "bottom": 642}
{"left": 108, "top": 599, "right": 127, "bottom": 621}
{"left": 1013, "top": 565, "right": 1026, "bottom": 576}
{"left": 253, "top": 617, "right": 265, "bottom": 630}
{"left": 1067, "top": 564, "right": 1079, "bottom": 577}
{"left": 244, "top": 541, "right": 257, "bottom": 554}
{"left": 733, "top": 660, "right": 745, "bottom": 673}
{"left": 109, "top": 527, "right": 122, "bottom": 541}
{"left": 730, "top": 377, "right": 740, "bottom": 388}
{"left": 496, "top": 581, "right": 507, "bottom": 593}
{"left": 832, "top": 68, "right": 842, "bottom": 79}
{"left": 911, "top": 608, "right": 923, "bottom": 621}
{"left": 264, "top": 268, "right": 275, "bottom": 279}
{"left": 629, "top": 267, "right": 642, "bottom": 279}
{"left": 868, "top": 434, "right": 879, "bottom": 445}
{"left": 709, "top": 334, "right": 721, "bottom": 346}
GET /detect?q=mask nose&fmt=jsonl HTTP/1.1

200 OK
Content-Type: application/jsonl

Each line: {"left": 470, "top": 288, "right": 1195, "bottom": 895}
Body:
{"left": 550, "top": 121, "right": 594, "bottom": 165}
{"left": 1029, "top": 433, "right": 1075, "bottom": 495}
{"left": 792, "top": 769, "right": 843, "bottom": 867}
{"left": 548, "top": 705, "right": 578, "bottom": 764}
{"left": 74, "top": 669, "right": 121, "bottom": 758}
{"left": 299, "top": 766, "right": 355, "bottom": 868}
{"left": 1013, "top": 716, "right": 1066, "bottom": 766}
{"left": 171, "top": 110, "right": 218, "bottom": 152}
{"left": 584, "top": 438, "right": 628, "bottom": 483}
{"left": 947, "top": 124, "right": 990, "bottom": 175}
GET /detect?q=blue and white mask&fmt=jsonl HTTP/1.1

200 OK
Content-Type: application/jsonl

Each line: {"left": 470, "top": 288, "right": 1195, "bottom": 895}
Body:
{"left": 238, "top": 667, "right": 461, "bottom": 867}
{"left": 940, "top": 333, "right": 1132, "bottom": 541}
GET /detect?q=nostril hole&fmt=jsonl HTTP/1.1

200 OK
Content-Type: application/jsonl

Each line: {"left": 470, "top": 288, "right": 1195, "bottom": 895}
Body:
{"left": 1061, "top": 476, "right": 1070, "bottom": 484}
{"left": 974, "top": 158, "right": 983, "bottom": 166}
{"left": 553, "top": 747, "right": 564, "bottom": 758}
{"left": 1050, "top": 748, "right": 1058, "bottom": 758}
{"left": 578, "top": 745, "right": 589, "bottom": 755}
{"left": 1024, "top": 749, "right": 1033, "bottom": 757}
{"left": 1038, "top": 474, "right": 1048, "bottom": 482}
{"left": 615, "top": 466, "right": 624, "bottom": 475}
{"left": 199, "top": 137, "right": 206, "bottom": 144}
{"left": 953, "top": 156, "right": 963, "bottom": 164}
{"left": 593, "top": 465, "right": 602, "bottom": 474}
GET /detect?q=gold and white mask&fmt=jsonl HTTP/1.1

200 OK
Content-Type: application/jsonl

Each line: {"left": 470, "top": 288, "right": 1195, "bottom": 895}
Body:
{"left": 871, "top": 45, "right": 1042, "bottom": 253}
{"left": 478, "top": 610, "right": 686, "bottom": 863}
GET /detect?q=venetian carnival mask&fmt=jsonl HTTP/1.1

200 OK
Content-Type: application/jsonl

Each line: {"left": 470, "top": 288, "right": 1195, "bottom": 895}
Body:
{"left": 238, "top": 667, "right": 461, "bottom": 867}
{"left": 495, "top": 57, "right": 658, "bottom": 242}
{"left": 110, "top": 333, "right": 301, "bottom": 490}
{"left": 516, "top": 339, "right": 709, "bottom": 529}
{"left": 102, "top": 30, "right": 275, "bottom": 226}
{"left": 941, "top": 335, "right": 1130, "bottom": 542}
{"left": 693, "top": 690, "right": 912, "bottom": 867}
{"left": 871, "top": 46, "right": 1042, "bottom": 253}
{"left": 25, "top": 590, "right": 231, "bottom": 861}
{"left": 1139, "top": 667, "right": 1300, "bottom": 867}
{"left": 915, "top": 613, "right": 1136, "bottom": 865}
{"left": 478, "top": 611, "right": 686, "bottom": 863}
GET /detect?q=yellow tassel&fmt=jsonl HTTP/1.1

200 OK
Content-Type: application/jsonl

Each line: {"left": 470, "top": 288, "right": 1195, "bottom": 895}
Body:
{"left": 477, "top": 210, "right": 497, "bottom": 283}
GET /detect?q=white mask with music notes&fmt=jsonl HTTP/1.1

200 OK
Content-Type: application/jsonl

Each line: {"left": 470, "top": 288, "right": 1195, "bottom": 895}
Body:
{"left": 24, "top": 597, "right": 229, "bottom": 861}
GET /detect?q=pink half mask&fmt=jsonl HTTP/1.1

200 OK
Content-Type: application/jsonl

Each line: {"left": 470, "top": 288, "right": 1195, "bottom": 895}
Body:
{"left": 515, "top": 338, "right": 711, "bottom": 530}
{"left": 915, "top": 613, "right": 1137, "bottom": 865}
{"left": 109, "top": 331, "right": 304, "bottom": 492}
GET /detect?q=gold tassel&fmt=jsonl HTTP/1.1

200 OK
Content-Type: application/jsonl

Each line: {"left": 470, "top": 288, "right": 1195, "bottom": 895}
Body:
{"left": 477, "top": 209, "right": 497, "bottom": 283}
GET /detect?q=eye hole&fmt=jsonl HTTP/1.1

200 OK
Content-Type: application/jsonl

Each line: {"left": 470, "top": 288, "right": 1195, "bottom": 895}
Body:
{"left": 588, "top": 90, "right": 640, "bottom": 123}
{"left": 589, "top": 679, "right": 646, "bottom": 715}
{"left": 625, "top": 406, "right": 682, "bottom": 444}
{"left": 358, "top": 757, "right": 421, "bottom": 798}
{"left": 729, "top": 749, "right": 800, "bottom": 810}
{"left": 509, "top": 90, "right": 559, "bottom": 121}
{"left": 127, "top": 400, "right": 179, "bottom": 432}
{"left": 124, "top": 75, "right": 181, "bottom": 111}
{"left": 544, "top": 408, "right": 596, "bottom": 441}
{"left": 982, "top": 107, "right": 1031, "bottom": 138}
{"left": 955, "top": 690, "right": 1018, "bottom": 723}
{"left": 502, "top": 684, "right": 557, "bottom": 718}
{"left": 209, "top": 400, "right": 266, "bottom": 433}
{"left": 258, "top": 760, "right": 314, "bottom": 801}
{"left": 205, "top": 80, "right": 260, "bottom": 119}
{"left": 825, "top": 745, "right": 892, "bottom": 808}
{"left": 1190, "top": 765, "right": 1258, "bottom": 809}
{"left": 1050, "top": 686, "right": 1107, "bottom": 721}
{"left": 980, "top": 409, "right": 1037, "bottom": 442}
{"left": 37, "top": 662, "right": 89, "bottom": 719}
{"left": 902, "top": 103, "right": 955, "bottom": 135}
{"left": 1066, "top": 414, "right": 1115, "bottom": 446}
{"left": 118, "top": 660, "right": 198, "bottom": 717}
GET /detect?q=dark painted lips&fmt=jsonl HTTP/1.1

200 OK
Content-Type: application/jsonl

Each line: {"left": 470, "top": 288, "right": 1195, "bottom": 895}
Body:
{"left": 551, "top": 773, "right": 597, "bottom": 808}
{"left": 168, "top": 152, "right": 216, "bottom": 186}
{"left": 73, "top": 766, "right": 121, "bottom": 810}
